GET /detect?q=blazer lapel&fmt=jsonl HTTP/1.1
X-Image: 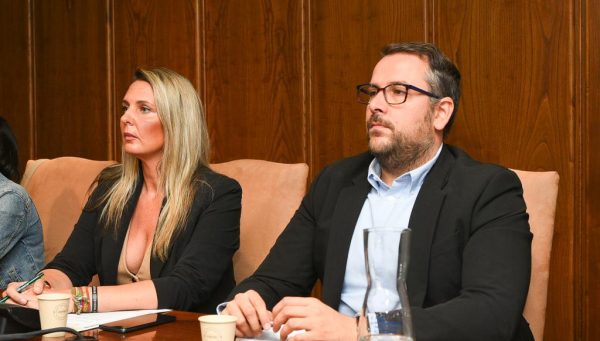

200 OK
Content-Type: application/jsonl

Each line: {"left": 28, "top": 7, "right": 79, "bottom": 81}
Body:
{"left": 406, "top": 146, "right": 454, "bottom": 306}
{"left": 150, "top": 253, "right": 165, "bottom": 277}
{"left": 322, "top": 171, "right": 371, "bottom": 308}
{"left": 100, "top": 175, "right": 144, "bottom": 283}
{"left": 150, "top": 197, "right": 168, "bottom": 276}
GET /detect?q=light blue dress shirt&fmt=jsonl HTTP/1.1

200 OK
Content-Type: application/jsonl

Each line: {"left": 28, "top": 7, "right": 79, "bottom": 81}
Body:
{"left": 338, "top": 145, "right": 442, "bottom": 316}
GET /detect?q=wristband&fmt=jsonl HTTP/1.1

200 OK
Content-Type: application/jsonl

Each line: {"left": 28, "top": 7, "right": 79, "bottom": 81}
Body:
{"left": 91, "top": 286, "right": 98, "bottom": 313}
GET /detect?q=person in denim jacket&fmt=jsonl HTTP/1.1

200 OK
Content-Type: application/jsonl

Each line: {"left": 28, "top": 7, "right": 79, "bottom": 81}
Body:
{"left": 0, "top": 117, "right": 44, "bottom": 289}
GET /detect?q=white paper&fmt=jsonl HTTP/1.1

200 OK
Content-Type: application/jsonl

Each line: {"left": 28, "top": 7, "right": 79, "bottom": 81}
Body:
{"left": 236, "top": 327, "right": 305, "bottom": 340}
{"left": 67, "top": 308, "right": 171, "bottom": 331}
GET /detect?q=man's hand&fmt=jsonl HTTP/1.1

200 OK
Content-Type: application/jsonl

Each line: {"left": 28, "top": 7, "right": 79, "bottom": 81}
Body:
{"left": 272, "top": 297, "right": 357, "bottom": 341}
{"left": 222, "top": 290, "right": 273, "bottom": 337}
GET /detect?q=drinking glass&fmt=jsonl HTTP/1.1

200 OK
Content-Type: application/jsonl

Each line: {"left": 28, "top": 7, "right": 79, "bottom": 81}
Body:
{"left": 357, "top": 228, "right": 413, "bottom": 341}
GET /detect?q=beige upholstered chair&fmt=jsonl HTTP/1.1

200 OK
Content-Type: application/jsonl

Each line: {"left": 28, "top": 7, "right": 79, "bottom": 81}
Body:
{"left": 21, "top": 157, "right": 116, "bottom": 264}
{"left": 212, "top": 159, "right": 309, "bottom": 283}
{"left": 512, "top": 169, "right": 560, "bottom": 341}
{"left": 21, "top": 157, "right": 309, "bottom": 285}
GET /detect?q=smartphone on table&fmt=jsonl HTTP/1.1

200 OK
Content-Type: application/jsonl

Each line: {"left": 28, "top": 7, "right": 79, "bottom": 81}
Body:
{"left": 99, "top": 313, "right": 176, "bottom": 333}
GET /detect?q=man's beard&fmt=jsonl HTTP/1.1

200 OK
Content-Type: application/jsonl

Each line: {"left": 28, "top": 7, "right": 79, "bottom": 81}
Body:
{"left": 367, "top": 111, "right": 435, "bottom": 173}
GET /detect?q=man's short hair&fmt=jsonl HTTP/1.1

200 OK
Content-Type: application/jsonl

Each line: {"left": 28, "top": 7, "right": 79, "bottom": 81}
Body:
{"left": 381, "top": 42, "right": 461, "bottom": 138}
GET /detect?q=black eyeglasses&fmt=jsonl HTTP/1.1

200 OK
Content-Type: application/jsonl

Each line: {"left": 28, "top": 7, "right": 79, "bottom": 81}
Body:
{"left": 356, "top": 82, "right": 440, "bottom": 105}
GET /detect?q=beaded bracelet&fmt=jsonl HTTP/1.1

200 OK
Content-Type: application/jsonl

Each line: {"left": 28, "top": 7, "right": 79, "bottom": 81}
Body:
{"left": 83, "top": 286, "right": 91, "bottom": 313}
{"left": 71, "top": 287, "right": 83, "bottom": 315}
{"left": 71, "top": 286, "right": 91, "bottom": 314}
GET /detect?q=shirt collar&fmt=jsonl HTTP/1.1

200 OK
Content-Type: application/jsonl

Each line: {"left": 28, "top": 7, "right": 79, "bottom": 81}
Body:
{"left": 367, "top": 144, "right": 443, "bottom": 194}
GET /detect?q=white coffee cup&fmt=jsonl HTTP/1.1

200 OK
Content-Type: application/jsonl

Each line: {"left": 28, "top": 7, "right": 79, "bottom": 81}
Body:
{"left": 198, "top": 314, "right": 237, "bottom": 341}
{"left": 37, "top": 293, "right": 71, "bottom": 337}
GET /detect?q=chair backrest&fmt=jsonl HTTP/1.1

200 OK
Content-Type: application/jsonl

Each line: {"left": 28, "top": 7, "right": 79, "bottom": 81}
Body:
{"left": 211, "top": 159, "right": 308, "bottom": 283}
{"left": 511, "top": 169, "right": 559, "bottom": 341}
{"left": 22, "top": 157, "right": 309, "bottom": 285}
{"left": 21, "top": 157, "right": 117, "bottom": 264}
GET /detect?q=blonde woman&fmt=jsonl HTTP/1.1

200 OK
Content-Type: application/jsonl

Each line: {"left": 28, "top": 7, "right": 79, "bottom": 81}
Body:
{"left": 3, "top": 68, "right": 241, "bottom": 313}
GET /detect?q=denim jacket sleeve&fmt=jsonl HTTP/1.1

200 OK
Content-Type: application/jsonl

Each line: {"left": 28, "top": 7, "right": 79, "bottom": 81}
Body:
{"left": 0, "top": 191, "right": 28, "bottom": 258}
{"left": 0, "top": 182, "right": 44, "bottom": 288}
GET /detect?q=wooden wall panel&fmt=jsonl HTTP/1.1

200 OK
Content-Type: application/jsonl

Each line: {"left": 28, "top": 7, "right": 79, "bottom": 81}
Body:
{"left": 203, "top": 0, "right": 304, "bottom": 163}
{"left": 33, "top": 0, "right": 110, "bottom": 160}
{"left": 584, "top": 0, "right": 599, "bottom": 339}
{"left": 112, "top": 0, "right": 199, "bottom": 160}
{"left": 309, "top": 0, "right": 428, "bottom": 175}
{"left": 0, "top": 0, "right": 598, "bottom": 339}
{"left": 0, "top": 0, "right": 32, "bottom": 173}
{"left": 435, "top": 1, "right": 574, "bottom": 340}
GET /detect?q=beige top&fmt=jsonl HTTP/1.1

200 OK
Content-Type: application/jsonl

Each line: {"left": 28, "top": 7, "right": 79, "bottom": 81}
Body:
{"left": 117, "top": 227, "right": 152, "bottom": 284}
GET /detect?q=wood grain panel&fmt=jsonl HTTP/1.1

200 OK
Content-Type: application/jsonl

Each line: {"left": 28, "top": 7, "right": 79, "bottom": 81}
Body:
{"left": 435, "top": 1, "right": 574, "bottom": 340}
{"left": 0, "top": 0, "right": 32, "bottom": 173}
{"left": 584, "top": 0, "right": 599, "bottom": 339}
{"left": 112, "top": 0, "right": 199, "bottom": 160}
{"left": 33, "top": 0, "right": 110, "bottom": 160}
{"left": 203, "top": 0, "right": 304, "bottom": 163}
{"left": 0, "top": 0, "right": 596, "bottom": 339}
{"left": 309, "top": 0, "right": 428, "bottom": 175}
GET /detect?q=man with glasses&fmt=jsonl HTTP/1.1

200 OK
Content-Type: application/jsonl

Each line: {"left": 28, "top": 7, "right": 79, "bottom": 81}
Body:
{"left": 223, "top": 42, "right": 533, "bottom": 341}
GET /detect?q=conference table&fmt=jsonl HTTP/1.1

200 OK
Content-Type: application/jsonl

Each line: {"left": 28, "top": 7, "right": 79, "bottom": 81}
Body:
{"left": 32, "top": 310, "right": 206, "bottom": 340}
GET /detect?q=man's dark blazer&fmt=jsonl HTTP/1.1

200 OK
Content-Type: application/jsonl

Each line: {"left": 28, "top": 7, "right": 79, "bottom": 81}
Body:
{"left": 232, "top": 144, "right": 534, "bottom": 341}
{"left": 47, "top": 166, "right": 241, "bottom": 313}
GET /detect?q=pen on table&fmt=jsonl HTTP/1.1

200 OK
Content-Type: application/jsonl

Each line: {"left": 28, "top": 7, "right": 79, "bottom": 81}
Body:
{"left": 0, "top": 272, "right": 44, "bottom": 304}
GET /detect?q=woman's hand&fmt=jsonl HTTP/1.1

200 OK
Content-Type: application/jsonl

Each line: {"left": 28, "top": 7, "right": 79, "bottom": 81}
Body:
{"left": 3, "top": 282, "right": 47, "bottom": 309}
{"left": 2, "top": 269, "right": 73, "bottom": 308}
{"left": 3, "top": 283, "right": 73, "bottom": 311}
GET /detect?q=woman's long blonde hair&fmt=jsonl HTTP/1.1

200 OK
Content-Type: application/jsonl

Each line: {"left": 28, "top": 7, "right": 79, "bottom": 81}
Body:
{"left": 96, "top": 67, "right": 210, "bottom": 261}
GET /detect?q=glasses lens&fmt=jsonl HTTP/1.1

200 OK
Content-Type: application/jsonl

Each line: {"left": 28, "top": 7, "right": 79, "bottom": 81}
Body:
{"left": 357, "top": 85, "right": 377, "bottom": 104}
{"left": 384, "top": 84, "right": 408, "bottom": 104}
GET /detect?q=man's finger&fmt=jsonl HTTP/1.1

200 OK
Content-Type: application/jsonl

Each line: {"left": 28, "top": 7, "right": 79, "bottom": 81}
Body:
{"left": 272, "top": 296, "right": 311, "bottom": 316}
{"left": 223, "top": 301, "right": 254, "bottom": 337}
{"left": 247, "top": 291, "right": 273, "bottom": 329}
{"left": 278, "top": 318, "right": 308, "bottom": 341}
{"left": 237, "top": 298, "right": 262, "bottom": 335}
